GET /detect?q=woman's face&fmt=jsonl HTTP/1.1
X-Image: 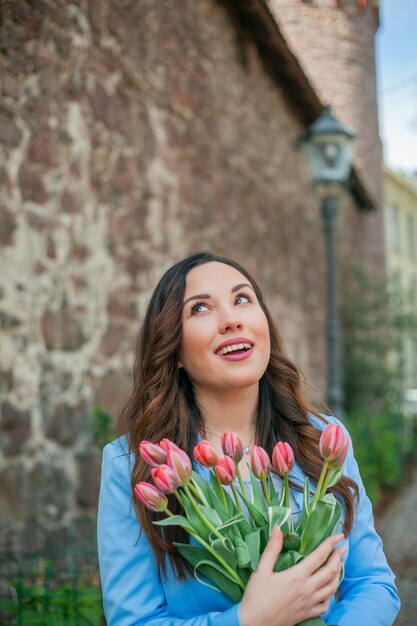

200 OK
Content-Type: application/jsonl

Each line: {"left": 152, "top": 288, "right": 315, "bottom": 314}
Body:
{"left": 178, "top": 262, "right": 271, "bottom": 393}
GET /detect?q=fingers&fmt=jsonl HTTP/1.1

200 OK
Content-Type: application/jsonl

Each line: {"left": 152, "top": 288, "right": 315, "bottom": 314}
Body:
{"left": 300, "top": 534, "right": 345, "bottom": 576}
{"left": 256, "top": 525, "right": 283, "bottom": 575}
{"left": 311, "top": 545, "right": 345, "bottom": 590}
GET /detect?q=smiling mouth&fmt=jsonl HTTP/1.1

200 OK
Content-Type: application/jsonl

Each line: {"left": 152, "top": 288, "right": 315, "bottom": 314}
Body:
{"left": 215, "top": 342, "right": 253, "bottom": 356}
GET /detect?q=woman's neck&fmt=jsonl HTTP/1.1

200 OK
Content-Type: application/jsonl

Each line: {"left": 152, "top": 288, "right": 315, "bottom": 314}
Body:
{"left": 196, "top": 383, "right": 259, "bottom": 445}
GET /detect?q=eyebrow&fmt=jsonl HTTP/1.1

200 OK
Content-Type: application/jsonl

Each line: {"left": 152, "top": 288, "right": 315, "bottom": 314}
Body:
{"left": 183, "top": 283, "right": 254, "bottom": 307}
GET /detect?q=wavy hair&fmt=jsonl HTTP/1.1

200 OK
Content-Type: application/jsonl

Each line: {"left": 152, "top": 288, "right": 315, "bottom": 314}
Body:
{"left": 117, "top": 252, "right": 358, "bottom": 578}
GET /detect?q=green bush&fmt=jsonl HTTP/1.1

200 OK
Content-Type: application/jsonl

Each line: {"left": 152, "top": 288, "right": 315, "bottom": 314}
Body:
{"left": 346, "top": 411, "right": 405, "bottom": 503}
{"left": 0, "top": 579, "right": 104, "bottom": 626}
{"left": 341, "top": 266, "right": 417, "bottom": 503}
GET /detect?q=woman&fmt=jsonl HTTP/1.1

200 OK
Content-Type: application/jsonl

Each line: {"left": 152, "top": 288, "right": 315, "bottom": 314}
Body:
{"left": 97, "top": 252, "right": 400, "bottom": 626}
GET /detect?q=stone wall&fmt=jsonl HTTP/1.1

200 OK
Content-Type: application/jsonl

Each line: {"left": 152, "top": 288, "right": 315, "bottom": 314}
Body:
{"left": 0, "top": 0, "right": 384, "bottom": 536}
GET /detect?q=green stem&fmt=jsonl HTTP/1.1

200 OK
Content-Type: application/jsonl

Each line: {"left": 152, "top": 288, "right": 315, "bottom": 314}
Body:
{"left": 284, "top": 474, "right": 289, "bottom": 509}
{"left": 319, "top": 465, "right": 334, "bottom": 499}
{"left": 184, "top": 484, "right": 224, "bottom": 541}
{"left": 214, "top": 472, "right": 228, "bottom": 510}
{"left": 231, "top": 484, "right": 243, "bottom": 511}
{"left": 261, "top": 479, "right": 270, "bottom": 505}
{"left": 311, "top": 461, "right": 329, "bottom": 511}
{"left": 174, "top": 490, "right": 185, "bottom": 508}
{"left": 236, "top": 464, "right": 246, "bottom": 494}
{"left": 189, "top": 480, "right": 204, "bottom": 503}
{"left": 188, "top": 530, "right": 246, "bottom": 590}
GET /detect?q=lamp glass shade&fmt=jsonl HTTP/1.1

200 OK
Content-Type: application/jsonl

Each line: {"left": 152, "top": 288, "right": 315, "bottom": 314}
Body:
{"left": 301, "top": 108, "right": 356, "bottom": 184}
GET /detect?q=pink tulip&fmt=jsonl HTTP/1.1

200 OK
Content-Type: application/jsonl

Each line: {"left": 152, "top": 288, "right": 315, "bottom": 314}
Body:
{"left": 221, "top": 432, "right": 244, "bottom": 463}
{"left": 319, "top": 424, "right": 349, "bottom": 465}
{"left": 151, "top": 464, "right": 180, "bottom": 494}
{"left": 159, "top": 438, "right": 182, "bottom": 455}
{"left": 333, "top": 436, "right": 349, "bottom": 468}
{"left": 134, "top": 482, "right": 168, "bottom": 512}
{"left": 139, "top": 440, "right": 167, "bottom": 467}
{"left": 166, "top": 448, "right": 192, "bottom": 486}
{"left": 250, "top": 445, "right": 270, "bottom": 480}
{"left": 272, "top": 442, "right": 295, "bottom": 476}
{"left": 193, "top": 440, "right": 219, "bottom": 468}
{"left": 215, "top": 456, "right": 236, "bottom": 485}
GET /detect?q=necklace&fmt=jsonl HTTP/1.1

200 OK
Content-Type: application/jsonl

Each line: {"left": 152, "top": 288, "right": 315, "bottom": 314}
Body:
{"left": 204, "top": 429, "right": 255, "bottom": 455}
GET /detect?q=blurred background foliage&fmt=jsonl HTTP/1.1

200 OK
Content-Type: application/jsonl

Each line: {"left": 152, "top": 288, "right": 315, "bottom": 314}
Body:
{"left": 343, "top": 266, "right": 417, "bottom": 503}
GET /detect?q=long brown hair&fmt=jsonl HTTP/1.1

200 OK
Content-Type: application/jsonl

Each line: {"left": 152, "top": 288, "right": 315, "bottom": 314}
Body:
{"left": 117, "top": 252, "right": 358, "bottom": 578}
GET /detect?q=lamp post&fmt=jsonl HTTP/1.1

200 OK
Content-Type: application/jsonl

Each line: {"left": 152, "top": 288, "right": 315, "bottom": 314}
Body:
{"left": 300, "top": 107, "right": 356, "bottom": 418}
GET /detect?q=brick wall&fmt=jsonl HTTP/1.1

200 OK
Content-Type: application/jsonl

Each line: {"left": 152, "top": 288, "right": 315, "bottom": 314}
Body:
{"left": 0, "top": 0, "right": 384, "bottom": 534}
{"left": 269, "top": 0, "right": 386, "bottom": 277}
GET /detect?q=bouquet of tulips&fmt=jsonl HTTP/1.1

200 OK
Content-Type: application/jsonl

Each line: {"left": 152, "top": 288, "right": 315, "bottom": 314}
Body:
{"left": 135, "top": 423, "right": 349, "bottom": 626}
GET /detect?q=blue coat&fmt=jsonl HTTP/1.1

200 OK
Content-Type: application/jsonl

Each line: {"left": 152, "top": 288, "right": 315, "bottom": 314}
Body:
{"left": 97, "top": 417, "right": 400, "bottom": 625}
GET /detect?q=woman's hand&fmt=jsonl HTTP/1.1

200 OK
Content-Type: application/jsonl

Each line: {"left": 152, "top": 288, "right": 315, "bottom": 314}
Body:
{"left": 239, "top": 526, "right": 345, "bottom": 626}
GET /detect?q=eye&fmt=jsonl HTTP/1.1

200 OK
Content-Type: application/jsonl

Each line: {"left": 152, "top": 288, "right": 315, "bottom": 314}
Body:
{"left": 190, "top": 301, "right": 209, "bottom": 315}
{"left": 235, "top": 292, "right": 253, "bottom": 305}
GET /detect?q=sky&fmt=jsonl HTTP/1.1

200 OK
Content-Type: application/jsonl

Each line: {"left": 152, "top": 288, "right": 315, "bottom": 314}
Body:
{"left": 376, "top": 0, "right": 417, "bottom": 173}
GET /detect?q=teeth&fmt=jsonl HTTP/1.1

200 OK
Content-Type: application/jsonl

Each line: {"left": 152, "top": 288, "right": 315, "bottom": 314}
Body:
{"left": 216, "top": 343, "right": 252, "bottom": 355}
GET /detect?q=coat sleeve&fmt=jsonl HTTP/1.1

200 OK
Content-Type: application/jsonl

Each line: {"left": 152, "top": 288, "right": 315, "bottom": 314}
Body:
{"left": 97, "top": 441, "right": 241, "bottom": 626}
{"left": 324, "top": 419, "right": 400, "bottom": 626}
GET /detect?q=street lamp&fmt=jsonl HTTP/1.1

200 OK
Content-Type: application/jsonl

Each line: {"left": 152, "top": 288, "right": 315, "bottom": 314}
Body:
{"left": 299, "top": 107, "right": 356, "bottom": 418}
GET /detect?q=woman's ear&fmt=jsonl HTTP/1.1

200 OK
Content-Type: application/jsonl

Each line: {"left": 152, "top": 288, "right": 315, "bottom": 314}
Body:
{"left": 178, "top": 360, "right": 183, "bottom": 369}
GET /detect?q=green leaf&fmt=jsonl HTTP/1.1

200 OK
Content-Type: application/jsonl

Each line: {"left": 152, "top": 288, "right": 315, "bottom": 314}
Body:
{"left": 174, "top": 543, "right": 242, "bottom": 602}
{"left": 233, "top": 536, "right": 251, "bottom": 568}
{"left": 235, "top": 514, "right": 253, "bottom": 538}
{"left": 245, "top": 529, "right": 261, "bottom": 571}
{"left": 273, "top": 549, "right": 301, "bottom": 572}
{"left": 236, "top": 566, "right": 251, "bottom": 585}
{"left": 210, "top": 537, "right": 237, "bottom": 569}
{"left": 153, "top": 514, "right": 196, "bottom": 534}
{"left": 267, "top": 473, "right": 280, "bottom": 505}
{"left": 295, "top": 476, "right": 312, "bottom": 534}
{"left": 200, "top": 505, "right": 222, "bottom": 530}
{"left": 326, "top": 465, "right": 344, "bottom": 489}
{"left": 209, "top": 472, "right": 235, "bottom": 515}
{"left": 295, "top": 617, "right": 326, "bottom": 625}
{"left": 191, "top": 471, "right": 211, "bottom": 505}
{"left": 283, "top": 532, "right": 301, "bottom": 552}
{"left": 235, "top": 487, "right": 267, "bottom": 527}
{"left": 193, "top": 560, "right": 243, "bottom": 603}
{"left": 174, "top": 542, "right": 213, "bottom": 568}
{"left": 180, "top": 493, "right": 211, "bottom": 540}
{"left": 217, "top": 512, "right": 246, "bottom": 533}
{"left": 249, "top": 465, "right": 266, "bottom": 511}
{"left": 299, "top": 498, "right": 343, "bottom": 555}
{"left": 267, "top": 505, "right": 292, "bottom": 536}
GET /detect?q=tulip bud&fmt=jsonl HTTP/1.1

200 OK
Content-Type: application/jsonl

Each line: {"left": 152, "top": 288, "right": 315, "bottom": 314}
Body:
{"left": 319, "top": 424, "right": 349, "bottom": 465}
{"left": 333, "top": 436, "right": 349, "bottom": 468}
{"left": 215, "top": 456, "right": 236, "bottom": 485}
{"left": 272, "top": 442, "right": 294, "bottom": 476}
{"left": 134, "top": 482, "right": 168, "bottom": 512}
{"left": 250, "top": 445, "right": 270, "bottom": 480}
{"left": 221, "top": 432, "right": 244, "bottom": 463}
{"left": 151, "top": 464, "right": 181, "bottom": 494}
{"left": 193, "top": 440, "right": 219, "bottom": 468}
{"left": 139, "top": 440, "right": 167, "bottom": 468}
{"left": 159, "top": 438, "right": 182, "bottom": 455}
{"left": 166, "top": 448, "right": 192, "bottom": 486}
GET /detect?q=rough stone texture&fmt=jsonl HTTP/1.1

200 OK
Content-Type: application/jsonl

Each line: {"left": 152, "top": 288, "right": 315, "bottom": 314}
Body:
{"left": 0, "top": 0, "right": 385, "bottom": 540}
{"left": 0, "top": 401, "right": 31, "bottom": 456}
{"left": 44, "top": 401, "right": 85, "bottom": 446}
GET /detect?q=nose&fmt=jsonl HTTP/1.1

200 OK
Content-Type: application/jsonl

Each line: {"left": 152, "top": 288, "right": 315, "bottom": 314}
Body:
{"left": 218, "top": 309, "right": 243, "bottom": 334}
